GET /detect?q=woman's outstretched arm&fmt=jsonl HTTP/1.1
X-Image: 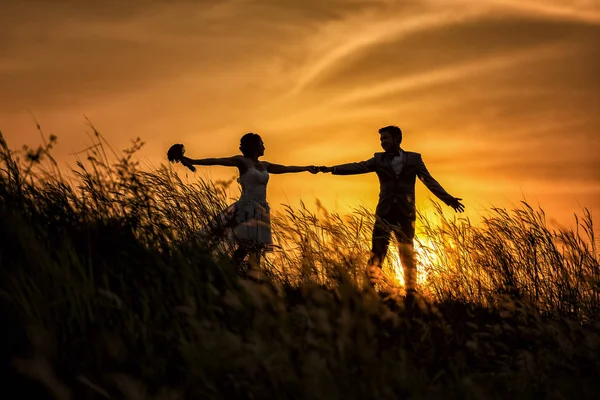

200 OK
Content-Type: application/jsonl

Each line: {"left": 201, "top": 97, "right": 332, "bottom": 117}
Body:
{"left": 182, "top": 155, "right": 243, "bottom": 167}
{"left": 264, "top": 162, "right": 318, "bottom": 174}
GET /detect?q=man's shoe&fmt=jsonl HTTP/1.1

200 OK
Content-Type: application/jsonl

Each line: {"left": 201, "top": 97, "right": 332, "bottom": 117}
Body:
{"left": 404, "top": 288, "right": 417, "bottom": 311}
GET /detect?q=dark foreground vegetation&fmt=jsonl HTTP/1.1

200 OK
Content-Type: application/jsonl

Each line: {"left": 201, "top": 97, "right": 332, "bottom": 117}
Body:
{"left": 1, "top": 129, "right": 599, "bottom": 399}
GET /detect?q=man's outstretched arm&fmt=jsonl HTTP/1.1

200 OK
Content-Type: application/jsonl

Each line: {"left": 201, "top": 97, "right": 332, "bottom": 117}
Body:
{"left": 417, "top": 156, "right": 465, "bottom": 212}
{"left": 321, "top": 157, "right": 376, "bottom": 175}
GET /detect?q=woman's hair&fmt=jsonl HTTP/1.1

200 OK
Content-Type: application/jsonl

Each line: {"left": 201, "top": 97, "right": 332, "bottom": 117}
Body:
{"left": 239, "top": 132, "right": 263, "bottom": 157}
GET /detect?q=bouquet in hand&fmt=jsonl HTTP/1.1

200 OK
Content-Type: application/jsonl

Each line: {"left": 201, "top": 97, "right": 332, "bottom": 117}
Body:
{"left": 167, "top": 144, "right": 196, "bottom": 172}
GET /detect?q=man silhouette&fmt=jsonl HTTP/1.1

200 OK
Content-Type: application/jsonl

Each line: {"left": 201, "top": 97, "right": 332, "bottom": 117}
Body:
{"left": 320, "top": 125, "right": 464, "bottom": 295}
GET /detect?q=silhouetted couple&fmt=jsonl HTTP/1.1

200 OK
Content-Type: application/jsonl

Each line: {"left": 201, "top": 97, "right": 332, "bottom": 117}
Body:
{"left": 168, "top": 125, "right": 464, "bottom": 292}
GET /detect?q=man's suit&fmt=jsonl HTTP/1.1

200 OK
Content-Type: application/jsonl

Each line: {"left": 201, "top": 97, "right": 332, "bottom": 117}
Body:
{"left": 332, "top": 150, "right": 456, "bottom": 289}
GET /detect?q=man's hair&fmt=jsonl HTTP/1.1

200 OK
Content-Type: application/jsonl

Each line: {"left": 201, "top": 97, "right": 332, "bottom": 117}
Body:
{"left": 239, "top": 132, "right": 263, "bottom": 156}
{"left": 378, "top": 125, "right": 402, "bottom": 143}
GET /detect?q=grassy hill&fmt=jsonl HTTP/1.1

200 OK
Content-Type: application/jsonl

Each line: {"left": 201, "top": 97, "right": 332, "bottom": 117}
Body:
{"left": 1, "top": 130, "right": 599, "bottom": 399}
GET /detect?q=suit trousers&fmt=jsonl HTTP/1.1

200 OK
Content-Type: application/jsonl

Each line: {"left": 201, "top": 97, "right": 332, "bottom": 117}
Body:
{"left": 368, "top": 208, "right": 417, "bottom": 290}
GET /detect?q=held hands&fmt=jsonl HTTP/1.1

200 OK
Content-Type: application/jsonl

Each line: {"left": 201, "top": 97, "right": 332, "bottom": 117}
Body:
{"left": 307, "top": 166, "right": 332, "bottom": 174}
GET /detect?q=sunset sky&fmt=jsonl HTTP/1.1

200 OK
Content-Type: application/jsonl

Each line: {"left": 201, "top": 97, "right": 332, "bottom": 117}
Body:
{"left": 2, "top": 0, "right": 599, "bottom": 230}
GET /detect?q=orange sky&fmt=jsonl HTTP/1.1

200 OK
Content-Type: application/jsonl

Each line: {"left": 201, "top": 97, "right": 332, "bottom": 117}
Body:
{"left": 1, "top": 0, "right": 599, "bottom": 230}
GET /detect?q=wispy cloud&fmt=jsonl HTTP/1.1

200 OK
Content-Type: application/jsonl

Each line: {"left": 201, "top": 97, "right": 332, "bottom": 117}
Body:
{"left": 486, "top": 0, "right": 600, "bottom": 23}
{"left": 287, "top": 8, "right": 486, "bottom": 96}
{"left": 323, "top": 43, "right": 563, "bottom": 107}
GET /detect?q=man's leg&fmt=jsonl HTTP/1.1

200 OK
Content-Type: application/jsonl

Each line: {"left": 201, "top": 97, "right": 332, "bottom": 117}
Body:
{"left": 397, "top": 241, "right": 417, "bottom": 292}
{"left": 394, "top": 219, "right": 417, "bottom": 293}
{"left": 367, "top": 215, "right": 392, "bottom": 287}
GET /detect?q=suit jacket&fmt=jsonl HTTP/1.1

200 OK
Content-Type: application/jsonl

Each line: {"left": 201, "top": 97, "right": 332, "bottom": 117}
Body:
{"left": 332, "top": 151, "right": 455, "bottom": 220}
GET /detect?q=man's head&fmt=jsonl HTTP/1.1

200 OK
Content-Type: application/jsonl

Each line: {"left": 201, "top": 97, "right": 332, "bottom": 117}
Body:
{"left": 378, "top": 125, "right": 402, "bottom": 152}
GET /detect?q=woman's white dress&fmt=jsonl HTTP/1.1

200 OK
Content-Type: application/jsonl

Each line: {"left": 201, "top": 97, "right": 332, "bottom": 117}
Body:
{"left": 207, "top": 167, "right": 273, "bottom": 249}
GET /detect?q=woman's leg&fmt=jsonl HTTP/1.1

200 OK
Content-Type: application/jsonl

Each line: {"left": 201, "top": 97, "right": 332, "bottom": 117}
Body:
{"left": 233, "top": 245, "right": 249, "bottom": 272}
{"left": 248, "top": 250, "right": 261, "bottom": 270}
{"left": 233, "top": 240, "right": 264, "bottom": 279}
{"left": 244, "top": 247, "right": 263, "bottom": 281}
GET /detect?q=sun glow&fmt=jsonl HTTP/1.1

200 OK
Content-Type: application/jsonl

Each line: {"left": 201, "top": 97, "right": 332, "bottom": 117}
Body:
{"left": 386, "top": 237, "right": 443, "bottom": 290}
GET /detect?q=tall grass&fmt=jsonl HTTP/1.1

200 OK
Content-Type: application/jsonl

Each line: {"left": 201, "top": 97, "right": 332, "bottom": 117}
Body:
{"left": 1, "top": 128, "right": 599, "bottom": 399}
{"left": 419, "top": 202, "right": 599, "bottom": 319}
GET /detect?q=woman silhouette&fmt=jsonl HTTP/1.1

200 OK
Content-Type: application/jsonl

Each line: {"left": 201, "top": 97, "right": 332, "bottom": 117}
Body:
{"left": 169, "top": 133, "right": 318, "bottom": 274}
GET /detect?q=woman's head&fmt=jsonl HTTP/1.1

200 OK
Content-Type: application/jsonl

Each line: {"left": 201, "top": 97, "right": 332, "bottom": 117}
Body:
{"left": 239, "top": 133, "right": 265, "bottom": 158}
